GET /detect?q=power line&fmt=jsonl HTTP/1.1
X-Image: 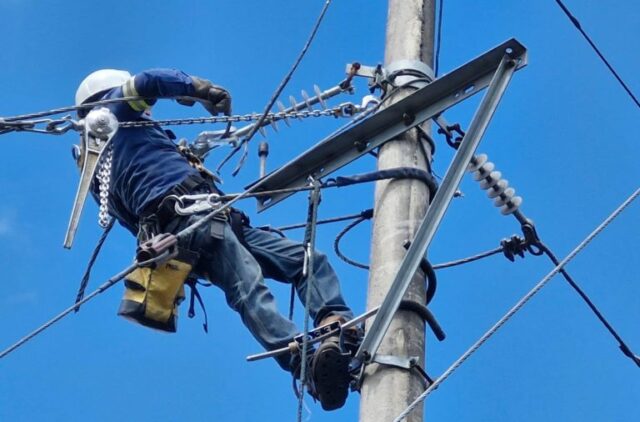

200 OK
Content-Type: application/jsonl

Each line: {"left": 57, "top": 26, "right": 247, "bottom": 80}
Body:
{"left": 537, "top": 241, "right": 640, "bottom": 368}
{"left": 553, "top": 0, "right": 640, "bottom": 110}
{"left": 217, "top": 0, "right": 335, "bottom": 176}
{"left": 393, "top": 185, "right": 640, "bottom": 422}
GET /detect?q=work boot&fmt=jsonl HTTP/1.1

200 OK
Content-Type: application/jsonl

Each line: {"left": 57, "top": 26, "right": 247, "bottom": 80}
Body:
{"left": 311, "top": 315, "right": 360, "bottom": 411}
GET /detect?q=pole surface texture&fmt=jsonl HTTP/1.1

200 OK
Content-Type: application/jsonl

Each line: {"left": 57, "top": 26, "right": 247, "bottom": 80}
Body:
{"left": 360, "top": 1, "right": 435, "bottom": 421}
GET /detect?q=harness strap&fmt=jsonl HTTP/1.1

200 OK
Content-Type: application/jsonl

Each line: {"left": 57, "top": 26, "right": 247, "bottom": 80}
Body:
{"left": 229, "top": 209, "right": 251, "bottom": 247}
{"left": 186, "top": 279, "right": 209, "bottom": 333}
{"left": 178, "top": 144, "right": 220, "bottom": 183}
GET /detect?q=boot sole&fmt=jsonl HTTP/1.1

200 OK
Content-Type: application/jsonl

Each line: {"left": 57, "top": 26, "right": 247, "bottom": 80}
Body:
{"left": 312, "top": 342, "right": 351, "bottom": 411}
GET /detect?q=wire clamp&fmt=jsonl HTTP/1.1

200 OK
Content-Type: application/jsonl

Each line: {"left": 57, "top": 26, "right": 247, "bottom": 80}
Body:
{"left": 346, "top": 60, "right": 434, "bottom": 95}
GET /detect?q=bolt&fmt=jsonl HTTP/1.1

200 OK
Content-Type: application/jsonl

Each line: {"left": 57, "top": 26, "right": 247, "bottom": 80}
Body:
{"left": 402, "top": 112, "right": 415, "bottom": 126}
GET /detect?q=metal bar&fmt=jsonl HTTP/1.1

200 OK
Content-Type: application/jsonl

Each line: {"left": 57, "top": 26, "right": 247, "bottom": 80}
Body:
{"left": 352, "top": 53, "right": 520, "bottom": 368}
{"left": 246, "top": 305, "right": 381, "bottom": 362}
{"left": 246, "top": 38, "right": 527, "bottom": 212}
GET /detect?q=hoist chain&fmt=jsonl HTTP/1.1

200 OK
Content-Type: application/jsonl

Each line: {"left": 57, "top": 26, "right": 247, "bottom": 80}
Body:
{"left": 118, "top": 103, "right": 358, "bottom": 128}
{"left": 1, "top": 103, "right": 361, "bottom": 136}
{"left": 96, "top": 145, "right": 114, "bottom": 228}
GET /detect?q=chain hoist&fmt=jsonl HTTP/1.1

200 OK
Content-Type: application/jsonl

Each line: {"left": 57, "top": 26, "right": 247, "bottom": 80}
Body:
{"left": 64, "top": 108, "right": 119, "bottom": 249}
{"left": 117, "top": 103, "right": 359, "bottom": 129}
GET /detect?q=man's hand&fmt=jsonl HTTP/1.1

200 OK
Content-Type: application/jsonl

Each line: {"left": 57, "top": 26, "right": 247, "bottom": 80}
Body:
{"left": 177, "top": 76, "right": 232, "bottom": 116}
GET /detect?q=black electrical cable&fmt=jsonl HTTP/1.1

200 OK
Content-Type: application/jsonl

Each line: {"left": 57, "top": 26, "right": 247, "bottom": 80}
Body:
{"left": 553, "top": 0, "right": 640, "bottom": 110}
{"left": 218, "top": 0, "right": 334, "bottom": 176}
{"left": 432, "top": 246, "right": 503, "bottom": 270}
{"left": 1, "top": 96, "right": 149, "bottom": 122}
{"left": 435, "top": 0, "right": 444, "bottom": 76}
{"left": 333, "top": 214, "right": 371, "bottom": 270}
{"left": 273, "top": 209, "right": 374, "bottom": 232}
{"left": 536, "top": 240, "right": 640, "bottom": 368}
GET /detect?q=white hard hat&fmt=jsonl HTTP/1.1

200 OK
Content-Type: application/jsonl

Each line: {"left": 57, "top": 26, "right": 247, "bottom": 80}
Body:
{"left": 75, "top": 69, "right": 131, "bottom": 106}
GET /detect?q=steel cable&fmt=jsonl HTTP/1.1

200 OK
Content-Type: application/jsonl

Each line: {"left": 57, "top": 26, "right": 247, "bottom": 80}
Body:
{"left": 217, "top": 0, "right": 334, "bottom": 176}
{"left": 393, "top": 186, "right": 640, "bottom": 422}
{"left": 537, "top": 241, "right": 640, "bottom": 367}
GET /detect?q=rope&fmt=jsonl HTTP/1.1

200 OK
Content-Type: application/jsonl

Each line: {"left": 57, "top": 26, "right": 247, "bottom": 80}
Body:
{"left": 0, "top": 262, "right": 138, "bottom": 359}
{"left": 0, "top": 178, "right": 262, "bottom": 359}
{"left": 393, "top": 186, "right": 640, "bottom": 422}
{"left": 553, "top": 0, "right": 640, "bottom": 110}
{"left": 74, "top": 219, "right": 115, "bottom": 311}
{"left": 297, "top": 181, "right": 322, "bottom": 422}
{"left": 218, "top": 0, "right": 334, "bottom": 176}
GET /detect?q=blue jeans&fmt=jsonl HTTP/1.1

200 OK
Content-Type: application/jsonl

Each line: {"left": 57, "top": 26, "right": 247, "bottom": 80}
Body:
{"left": 178, "top": 216, "right": 354, "bottom": 371}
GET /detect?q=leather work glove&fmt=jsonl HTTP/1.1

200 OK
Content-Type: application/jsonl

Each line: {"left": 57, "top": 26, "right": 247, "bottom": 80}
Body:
{"left": 177, "top": 76, "right": 232, "bottom": 116}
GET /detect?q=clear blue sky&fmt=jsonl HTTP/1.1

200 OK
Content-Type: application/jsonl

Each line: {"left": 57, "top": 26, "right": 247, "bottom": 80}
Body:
{"left": 1, "top": 1, "right": 639, "bottom": 421}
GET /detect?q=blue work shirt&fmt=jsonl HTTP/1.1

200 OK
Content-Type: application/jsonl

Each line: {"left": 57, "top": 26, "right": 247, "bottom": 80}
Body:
{"left": 89, "top": 69, "right": 202, "bottom": 234}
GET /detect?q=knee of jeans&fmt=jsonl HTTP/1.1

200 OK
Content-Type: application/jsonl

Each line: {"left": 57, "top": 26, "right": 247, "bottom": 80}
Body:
{"left": 223, "top": 269, "right": 266, "bottom": 312}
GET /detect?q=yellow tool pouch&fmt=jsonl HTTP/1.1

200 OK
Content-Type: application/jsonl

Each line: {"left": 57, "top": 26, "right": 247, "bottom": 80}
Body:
{"left": 118, "top": 251, "right": 197, "bottom": 333}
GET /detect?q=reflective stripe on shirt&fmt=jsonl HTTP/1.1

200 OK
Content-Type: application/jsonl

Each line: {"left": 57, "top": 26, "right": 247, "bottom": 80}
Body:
{"left": 123, "top": 77, "right": 151, "bottom": 112}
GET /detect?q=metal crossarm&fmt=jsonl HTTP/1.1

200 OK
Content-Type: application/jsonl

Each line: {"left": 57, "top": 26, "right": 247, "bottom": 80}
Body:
{"left": 352, "top": 52, "right": 522, "bottom": 370}
{"left": 246, "top": 38, "right": 527, "bottom": 212}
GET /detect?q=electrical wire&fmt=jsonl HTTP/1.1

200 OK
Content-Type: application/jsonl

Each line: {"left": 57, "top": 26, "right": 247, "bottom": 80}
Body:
{"left": 537, "top": 241, "right": 640, "bottom": 367}
{"left": 553, "top": 0, "right": 640, "bottom": 110}
{"left": 217, "top": 0, "right": 334, "bottom": 176}
{"left": 432, "top": 246, "right": 503, "bottom": 270}
{"left": 1, "top": 96, "right": 148, "bottom": 122}
{"left": 435, "top": 0, "right": 444, "bottom": 76}
{"left": 393, "top": 186, "right": 640, "bottom": 422}
{"left": 272, "top": 209, "right": 373, "bottom": 232}
{"left": 334, "top": 215, "right": 371, "bottom": 270}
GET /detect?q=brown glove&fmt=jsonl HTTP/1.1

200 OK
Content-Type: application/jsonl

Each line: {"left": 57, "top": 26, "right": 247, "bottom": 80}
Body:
{"left": 177, "top": 76, "right": 232, "bottom": 116}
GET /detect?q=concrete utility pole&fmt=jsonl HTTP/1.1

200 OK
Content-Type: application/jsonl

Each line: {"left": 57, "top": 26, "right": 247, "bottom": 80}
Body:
{"left": 360, "top": 1, "right": 435, "bottom": 421}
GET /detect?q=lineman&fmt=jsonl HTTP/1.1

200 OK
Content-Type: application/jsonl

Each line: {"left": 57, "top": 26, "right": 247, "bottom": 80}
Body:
{"left": 74, "top": 68, "right": 359, "bottom": 410}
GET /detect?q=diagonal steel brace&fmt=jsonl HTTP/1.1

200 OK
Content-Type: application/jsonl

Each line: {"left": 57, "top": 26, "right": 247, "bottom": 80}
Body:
{"left": 351, "top": 53, "right": 521, "bottom": 370}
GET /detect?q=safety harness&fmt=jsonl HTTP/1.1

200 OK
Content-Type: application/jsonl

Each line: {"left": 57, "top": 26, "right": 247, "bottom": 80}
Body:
{"left": 117, "top": 144, "right": 248, "bottom": 333}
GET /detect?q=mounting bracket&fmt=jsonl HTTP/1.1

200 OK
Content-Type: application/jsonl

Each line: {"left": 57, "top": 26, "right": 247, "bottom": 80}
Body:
{"left": 246, "top": 38, "right": 527, "bottom": 212}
